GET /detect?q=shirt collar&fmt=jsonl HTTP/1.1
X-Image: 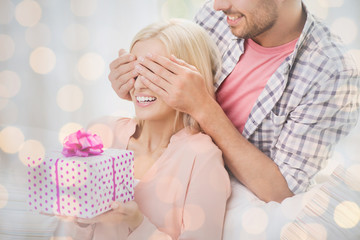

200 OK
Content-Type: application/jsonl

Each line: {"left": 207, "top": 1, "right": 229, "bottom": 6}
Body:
{"left": 286, "top": 2, "right": 315, "bottom": 69}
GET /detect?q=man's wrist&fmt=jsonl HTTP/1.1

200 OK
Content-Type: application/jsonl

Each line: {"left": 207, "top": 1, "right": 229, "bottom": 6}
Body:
{"left": 192, "top": 95, "right": 220, "bottom": 128}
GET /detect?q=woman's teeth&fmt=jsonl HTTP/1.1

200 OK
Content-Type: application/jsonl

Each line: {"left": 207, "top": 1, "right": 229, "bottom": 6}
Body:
{"left": 136, "top": 96, "right": 157, "bottom": 103}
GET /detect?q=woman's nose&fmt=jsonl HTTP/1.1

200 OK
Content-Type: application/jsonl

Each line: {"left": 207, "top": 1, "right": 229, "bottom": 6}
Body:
{"left": 134, "top": 75, "right": 146, "bottom": 89}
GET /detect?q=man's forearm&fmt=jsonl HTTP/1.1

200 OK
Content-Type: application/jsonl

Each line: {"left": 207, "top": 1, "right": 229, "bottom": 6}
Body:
{"left": 195, "top": 98, "right": 294, "bottom": 202}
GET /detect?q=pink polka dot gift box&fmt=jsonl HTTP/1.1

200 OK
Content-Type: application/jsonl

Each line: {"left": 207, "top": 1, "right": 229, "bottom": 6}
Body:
{"left": 26, "top": 129, "right": 134, "bottom": 218}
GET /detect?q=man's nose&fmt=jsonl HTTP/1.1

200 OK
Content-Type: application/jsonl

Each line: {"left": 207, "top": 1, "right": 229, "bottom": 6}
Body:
{"left": 213, "top": 0, "right": 231, "bottom": 11}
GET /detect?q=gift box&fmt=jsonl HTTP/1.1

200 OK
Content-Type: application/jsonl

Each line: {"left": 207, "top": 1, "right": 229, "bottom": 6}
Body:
{"left": 26, "top": 129, "right": 134, "bottom": 218}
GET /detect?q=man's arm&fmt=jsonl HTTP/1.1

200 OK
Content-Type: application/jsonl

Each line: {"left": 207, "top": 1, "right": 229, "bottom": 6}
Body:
{"left": 135, "top": 54, "right": 294, "bottom": 202}
{"left": 197, "top": 96, "right": 294, "bottom": 202}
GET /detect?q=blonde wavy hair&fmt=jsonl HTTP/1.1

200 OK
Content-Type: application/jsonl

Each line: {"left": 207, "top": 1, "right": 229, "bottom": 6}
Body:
{"left": 130, "top": 18, "right": 221, "bottom": 133}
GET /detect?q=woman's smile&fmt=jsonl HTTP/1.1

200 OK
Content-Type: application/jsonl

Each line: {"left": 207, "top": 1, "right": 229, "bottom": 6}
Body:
{"left": 135, "top": 95, "right": 157, "bottom": 107}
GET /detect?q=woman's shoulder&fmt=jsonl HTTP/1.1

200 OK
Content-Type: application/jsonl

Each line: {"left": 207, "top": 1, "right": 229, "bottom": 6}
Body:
{"left": 88, "top": 116, "right": 135, "bottom": 130}
{"left": 87, "top": 116, "right": 136, "bottom": 148}
{"left": 178, "top": 130, "right": 223, "bottom": 160}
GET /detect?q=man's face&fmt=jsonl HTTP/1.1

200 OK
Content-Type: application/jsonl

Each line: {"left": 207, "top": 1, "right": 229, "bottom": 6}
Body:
{"left": 214, "top": 0, "right": 279, "bottom": 39}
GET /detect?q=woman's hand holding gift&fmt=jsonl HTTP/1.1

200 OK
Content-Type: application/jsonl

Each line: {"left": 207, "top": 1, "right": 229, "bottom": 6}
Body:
{"left": 77, "top": 201, "right": 144, "bottom": 231}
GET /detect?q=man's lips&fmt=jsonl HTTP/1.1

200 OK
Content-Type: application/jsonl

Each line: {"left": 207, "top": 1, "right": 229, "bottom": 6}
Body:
{"left": 226, "top": 15, "right": 243, "bottom": 26}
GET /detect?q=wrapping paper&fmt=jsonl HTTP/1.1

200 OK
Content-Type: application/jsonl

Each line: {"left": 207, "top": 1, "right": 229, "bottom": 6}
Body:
{"left": 26, "top": 149, "right": 134, "bottom": 218}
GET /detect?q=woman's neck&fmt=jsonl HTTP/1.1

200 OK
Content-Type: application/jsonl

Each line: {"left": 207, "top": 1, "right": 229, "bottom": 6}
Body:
{"left": 133, "top": 118, "right": 184, "bottom": 154}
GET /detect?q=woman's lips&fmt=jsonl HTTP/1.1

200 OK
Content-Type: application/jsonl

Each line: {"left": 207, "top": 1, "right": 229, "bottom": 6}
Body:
{"left": 135, "top": 95, "right": 157, "bottom": 107}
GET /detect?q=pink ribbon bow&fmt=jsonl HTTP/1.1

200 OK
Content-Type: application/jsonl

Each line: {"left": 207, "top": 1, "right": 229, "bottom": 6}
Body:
{"left": 62, "top": 129, "right": 104, "bottom": 157}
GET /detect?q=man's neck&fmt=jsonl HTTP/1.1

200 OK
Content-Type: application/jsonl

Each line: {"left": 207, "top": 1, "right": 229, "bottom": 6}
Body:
{"left": 252, "top": 1, "right": 306, "bottom": 48}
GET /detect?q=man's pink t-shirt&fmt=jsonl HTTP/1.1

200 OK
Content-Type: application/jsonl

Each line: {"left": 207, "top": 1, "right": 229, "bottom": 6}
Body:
{"left": 216, "top": 38, "right": 298, "bottom": 133}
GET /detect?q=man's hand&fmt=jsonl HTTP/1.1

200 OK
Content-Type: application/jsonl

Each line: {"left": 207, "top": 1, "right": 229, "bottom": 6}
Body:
{"left": 108, "top": 49, "right": 139, "bottom": 101}
{"left": 77, "top": 201, "right": 144, "bottom": 231}
{"left": 134, "top": 53, "right": 213, "bottom": 118}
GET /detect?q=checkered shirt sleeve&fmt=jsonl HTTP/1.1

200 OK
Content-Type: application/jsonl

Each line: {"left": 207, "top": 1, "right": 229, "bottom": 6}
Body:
{"left": 194, "top": 1, "right": 360, "bottom": 193}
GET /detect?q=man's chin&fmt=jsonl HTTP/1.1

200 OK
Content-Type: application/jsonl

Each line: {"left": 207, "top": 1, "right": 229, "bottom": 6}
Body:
{"left": 229, "top": 28, "right": 247, "bottom": 39}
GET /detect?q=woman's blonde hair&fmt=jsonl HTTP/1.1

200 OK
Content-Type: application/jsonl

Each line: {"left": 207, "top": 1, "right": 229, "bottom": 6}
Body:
{"left": 130, "top": 18, "right": 221, "bottom": 133}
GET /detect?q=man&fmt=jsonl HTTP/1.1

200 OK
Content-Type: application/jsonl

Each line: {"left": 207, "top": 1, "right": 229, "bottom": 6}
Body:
{"left": 108, "top": 0, "right": 359, "bottom": 203}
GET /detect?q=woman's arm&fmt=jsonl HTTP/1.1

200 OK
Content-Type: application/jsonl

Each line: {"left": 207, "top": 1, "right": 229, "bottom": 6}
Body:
{"left": 178, "top": 142, "right": 231, "bottom": 239}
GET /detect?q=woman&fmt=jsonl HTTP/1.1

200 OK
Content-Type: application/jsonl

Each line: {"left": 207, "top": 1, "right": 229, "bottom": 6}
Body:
{"left": 76, "top": 18, "right": 230, "bottom": 240}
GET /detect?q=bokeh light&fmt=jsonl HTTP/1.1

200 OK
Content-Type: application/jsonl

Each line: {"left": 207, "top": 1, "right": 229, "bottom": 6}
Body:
{"left": 183, "top": 204, "right": 205, "bottom": 231}
{"left": 0, "top": 184, "right": 8, "bottom": 208}
{"left": 29, "top": 47, "right": 56, "bottom": 74}
{"left": 334, "top": 201, "right": 360, "bottom": 228}
{"left": 331, "top": 18, "right": 358, "bottom": 45}
{"left": 241, "top": 207, "right": 268, "bottom": 235}
{"left": 0, "top": 70, "right": 21, "bottom": 98}
{"left": 77, "top": 52, "right": 105, "bottom": 81}
{"left": 164, "top": 207, "right": 182, "bottom": 231}
{"left": 25, "top": 23, "right": 51, "bottom": 48}
{"left": 305, "top": 223, "right": 328, "bottom": 240}
{"left": 87, "top": 123, "right": 113, "bottom": 148}
{"left": 19, "top": 139, "right": 45, "bottom": 167}
{"left": 0, "top": 34, "right": 15, "bottom": 61}
{"left": 56, "top": 84, "right": 84, "bottom": 112}
{"left": 15, "top": 0, "right": 42, "bottom": 27}
{"left": 0, "top": 0, "right": 14, "bottom": 24}
{"left": 0, "top": 126, "right": 25, "bottom": 154}
{"left": 70, "top": 0, "right": 97, "bottom": 17}
{"left": 58, "top": 122, "right": 83, "bottom": 144}
{"left": 63, "top": 23, "right": 89, "bottom": 51}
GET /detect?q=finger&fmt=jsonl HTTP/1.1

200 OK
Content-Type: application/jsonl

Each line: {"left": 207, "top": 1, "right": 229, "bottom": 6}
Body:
{"left": 111, "top": 201, "right": 140, "bottom": 218}
{"left": 111, "top": 201, "right": 134, "bottom": 214}
{"left": 146, "top": 53, "right": 190, "bottom": 75}
{"left": 109, "top": 64, "right": 138, "bottom": 83}
{"left": 40, "top": 212, "right": 54, "bottom": 217}
{"left": 76, "top": 216, "right": 99, "bottom": 224}
{"left": 115, "top": 78, "right": 135, "bottom": 98}
{"left": 109, "top": 54, "right": 136, "bottom": 71}
{"left": 111, "top": 201, "right": 120, "bottom": 209}
{"left": 140, "top": 76, "right": 169, "bottom": 101}
{"left": 135, "top": 65, "right": 172, "bottom": 92}
{"left": 138, "top": 55, "right": 175, "bottom": 80}
{"left": 170, "top": 54, "right": 197, "bottom": 71}
{"left": 118, "top": 49, "right": 127, "bottom": 57}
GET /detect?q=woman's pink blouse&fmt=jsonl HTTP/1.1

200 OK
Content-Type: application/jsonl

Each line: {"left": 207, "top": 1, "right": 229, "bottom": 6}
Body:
{"left": 89, "top": 117, "right": 231, "bottom": 240}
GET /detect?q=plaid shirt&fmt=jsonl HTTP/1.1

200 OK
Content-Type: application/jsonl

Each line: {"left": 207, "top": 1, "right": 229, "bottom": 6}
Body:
{"left": 195, "top": 0, "right": 360, "bottom": 193}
